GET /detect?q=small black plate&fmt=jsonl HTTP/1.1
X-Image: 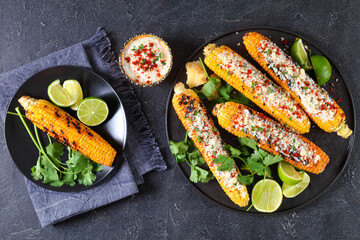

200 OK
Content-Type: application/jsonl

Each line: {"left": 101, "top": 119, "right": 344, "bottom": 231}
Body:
{"left": 5, "top": 65, "right": 127, "bottom": 192}
{"left": 166, "top": 27, "right": 356, "bottom": 214}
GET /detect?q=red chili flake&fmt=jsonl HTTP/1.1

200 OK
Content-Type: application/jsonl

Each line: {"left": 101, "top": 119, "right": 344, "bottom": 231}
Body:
{"left": 337, "top": 98, "right": 343, "bottom": 102}
{"left": 331, "top": 75, "right": 334, "bottom": 78}
{"left": 330, "top": 88, "right": 334, "bottom": 92}
{"left": 124, "top": 57, "right": 131, "bottom": 62}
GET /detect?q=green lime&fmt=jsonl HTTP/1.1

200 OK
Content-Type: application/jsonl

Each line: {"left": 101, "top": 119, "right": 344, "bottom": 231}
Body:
{"left": 310, "top": 55, "right": 332, "bottom": 85}
{"left": 63, "top": 80, "right": 83, "bottom": 111}
{"left": 47, "top": 79, "right": 76, "bottom": 107}
{"left": 290, "top": 38, "right": 313, "bottom": 71}
{"left": 251, "top": 179, "right": 283, "bottom": 213}
{"left": 282, "top": 172, "right": 310, "bottom": 198}
{"left": 278, "top": 161, "right": 303, "bottom": 185}
{"left": 77, "top": 97, "right": 109, "bottom": 126}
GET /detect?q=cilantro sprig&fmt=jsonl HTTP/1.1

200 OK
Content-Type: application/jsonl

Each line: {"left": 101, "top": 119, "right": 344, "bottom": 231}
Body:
{"left": 170, "top": 133, "right": 214, "bottom": 183}
{"left": 197, "top": 57, "right": 253, "bottom": 108}
{"left": 214, "top": 137, "right": 283, "bottom": 186}
{"left": 11, "top": 108, "right": 103, "bottom": 187}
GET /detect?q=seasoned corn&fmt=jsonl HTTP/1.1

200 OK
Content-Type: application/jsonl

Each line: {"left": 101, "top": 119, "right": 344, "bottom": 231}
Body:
{"left": 212, "top": 102, "right": 329, "bottom": 174}
{"left": 18, "top": 96, "right": 117, "bottom": 166}
{"left": 243, "top": 32, "right": 352, "bottom": 138}
{"left": 203, "top": 43, "right": 310, "bottom": 134}
{"left": 172, "top": 83, "right": 249, "bottom": 207}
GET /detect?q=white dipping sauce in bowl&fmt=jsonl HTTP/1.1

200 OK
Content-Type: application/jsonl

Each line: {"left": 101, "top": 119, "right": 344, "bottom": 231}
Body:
{"left": 120, "top": 34, "right": 172, "bottom": 86}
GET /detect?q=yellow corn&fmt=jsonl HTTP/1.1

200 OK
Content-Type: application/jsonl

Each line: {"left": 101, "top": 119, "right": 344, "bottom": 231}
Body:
{"left": 212, "top": 102, "right": 329, "bottom": 174}
{"left": 18, "top": 96, "right": 117, "bottom": 166}
{"left": 243, "top": 32, "right": 352, "bottom": 138}
{"left": 172, "top": 83, "right": 249, "bottom": 207}
{"left": 203, "top": 43, "right": 310, "bottom": 134}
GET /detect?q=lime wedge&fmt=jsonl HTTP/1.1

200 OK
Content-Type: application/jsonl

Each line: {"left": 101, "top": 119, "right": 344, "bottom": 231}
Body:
{"left": 251, "top": 179, "right": 283, "bottom": 213}
{"left": 63, "top": 80, "right": 83, "bottom": 111}
{"left": 77, "top": 97, "right": 109, "bottom": 126}
{"left": 282, "top": 172, "right": 310, "bottom": 198}
{"left": 278, "top": 161, "right": 303, "bottom": 185}
{"left": 310, "top": 55, "right": 332, "bottom": 86}
{"left": 47, "top": 79, "right": 76, "bottom": 107}
{"left": 290, "top": 38, "right": 313, "bottom": 71}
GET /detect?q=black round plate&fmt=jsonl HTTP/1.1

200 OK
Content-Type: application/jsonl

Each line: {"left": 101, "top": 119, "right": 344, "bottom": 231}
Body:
{"left": 165, "top": 27, "right": 356, "bottom": 214}
{"left": 5, "top": 65, "right": 127, "bottom": 192}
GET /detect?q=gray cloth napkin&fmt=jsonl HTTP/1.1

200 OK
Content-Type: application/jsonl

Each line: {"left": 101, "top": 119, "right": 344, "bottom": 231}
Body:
{"left": 0, "top": 28, "right": 167, "bottom": 227}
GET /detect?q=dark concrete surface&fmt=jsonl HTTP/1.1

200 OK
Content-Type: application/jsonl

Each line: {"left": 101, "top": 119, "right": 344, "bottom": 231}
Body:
{"left": 0, "top": 0, "right": 359, "bottom": 239}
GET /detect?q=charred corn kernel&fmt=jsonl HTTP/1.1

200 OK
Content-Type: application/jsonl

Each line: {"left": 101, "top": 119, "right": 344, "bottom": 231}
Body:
{"left": 203, "top": 43, "right": 310, "bottom": 134}
{"left": 212, "top": 102, "right": 329, "bottom": 174}
{"left": 18, "top": 96, "right": 116, "bottom": 166}
{"left": 172, "top": 83, "right": 249, "bottom": 207}
{"left": 243, "top": 32, "right": 352, "bottom": 138}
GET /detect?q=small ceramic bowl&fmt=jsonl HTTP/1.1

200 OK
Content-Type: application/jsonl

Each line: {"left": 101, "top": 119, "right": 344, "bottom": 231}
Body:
{"left": 119, "top": 33, "right": 173, "bottom": 87}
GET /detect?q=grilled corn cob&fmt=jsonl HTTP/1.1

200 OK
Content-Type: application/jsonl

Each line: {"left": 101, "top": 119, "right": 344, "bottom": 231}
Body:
{"left": 204, "top": 43, "right": 310, "bottom": 134}
{"left": 243, "top": 32, "right": 352, "bottom": 138}
{"left": 212, "top": 102, "right": 329, "bottom": 174}
{"left": 172, "top": 83, "right": 249, "bottom": 207}
{"left": 18, "top": 96, "right": 116, "bottom": 166}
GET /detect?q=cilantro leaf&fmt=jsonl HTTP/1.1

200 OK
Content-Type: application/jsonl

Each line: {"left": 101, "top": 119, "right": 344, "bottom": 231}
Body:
{"left": 263, "top": 154, "right": 283, "bottom": 166}
{"left": 40, "top": 155, "right": 60, "bottom": 184}
{"left": 240, "top": 146, "right": 251, "bottom": 156}
{"left": 169, "top": 140, "right": 188, "bottom": 163}
{"left": 196, "top": 166, "right": 214, "bottom": 183}
{"left": 67, "top": 150, "right": 93, "bottom": 173}
{"left": 249, "top": 151, "right": 263, "bottom": 162}
{"left": 239, "top": 137, "right": 257, "bottom": 150}
{"left": 189, "top": 165, "right": 199, "bottom": 183}
{"left": 247, "top": 156, "right": 265, "bottom": 176}
{"left": 188, "top": 148, "right": 205, "bottom": 166}
{"left": 91, "top": 161, "right": 103, "bottom": 172}
{"left": 50, "top": 181, "right": 64, "bottom": 187}
{"left": 170, "top": 136, "right": 214, "bottom": 184}
{"left": 202, "top": 77, "right": 220, "bottom": 97}
{"left": 224, "top": 145, "right": 241, "bottom": 157}
{"left": 214, "top": 155, "right": 235, "bottom": 172}
{"left": 218, "top": 84, "right": 233, "bottom": 100}
{"left": 237, "top": 174, "right": 254, "bottom": 185}
{"left": 77, "top": 169, "right": 96, "bottom": 186}
{"left": 189, "top": 165, "right": 214, "bottom": 183}
{"left": 31, "top": 157, "right": 43, "bottom": 180}
{"left": 61, "top": 173, "right": 76, "bottom": 186}
{"left": 46, "top": 143, "right": 64, "bottom": 159}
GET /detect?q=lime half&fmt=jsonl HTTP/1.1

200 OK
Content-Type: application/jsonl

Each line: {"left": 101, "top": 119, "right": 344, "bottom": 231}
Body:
{"left": 63, "top": 80, "right": 83, "bottom": 110}
{"left": 310, "top": 55, "right": 332, "bottom": 86}
{"left": 290, "top": 38, "right": 313, "bottom": 71}
{"left": 77, "top": 97, "right": 109, "bottom": 126}
{"left": 278, "top": 161, "right": 303, "bottom": 185}
{"left": 282, "top": 172, "right": 310, "bottom": 198}
{"left": 251, "top": 179, "right": 283, "bottom": 213}
{"left": 47, "top": 79, "right": 76, "bottom": 107}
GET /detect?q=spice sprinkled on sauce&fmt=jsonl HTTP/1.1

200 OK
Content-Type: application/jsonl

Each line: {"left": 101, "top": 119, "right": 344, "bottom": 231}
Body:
{"left": 121, "top": 34, "right": 172, "bottom": 85}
